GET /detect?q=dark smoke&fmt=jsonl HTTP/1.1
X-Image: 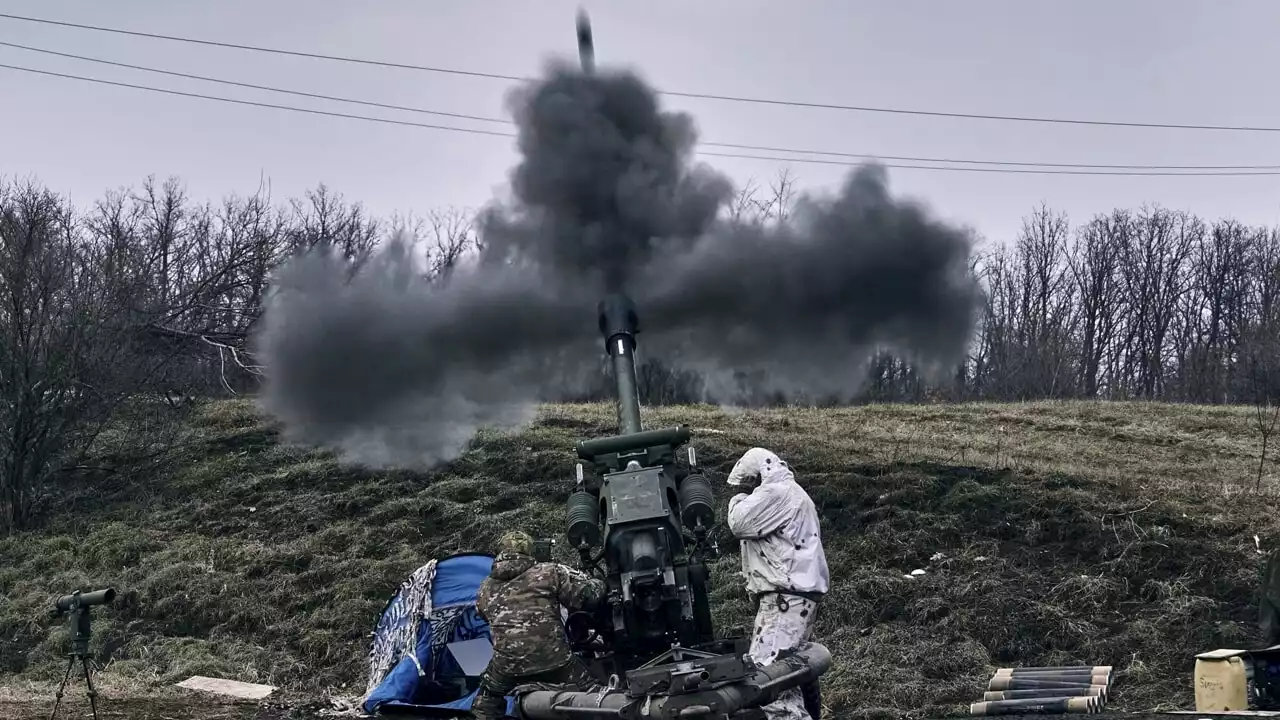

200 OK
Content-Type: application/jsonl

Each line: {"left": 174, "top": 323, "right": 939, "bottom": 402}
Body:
{"left": 252, "top": 235, "right": 598, "bottom": 468}
{"left": 253, "top": 58, "right": 983, "bottom": 468}
{"left": 634, "top": 164, "right": 983, "bottom": 402}
{"left": 478, "top": 60, "right": 734, "bottom": 290}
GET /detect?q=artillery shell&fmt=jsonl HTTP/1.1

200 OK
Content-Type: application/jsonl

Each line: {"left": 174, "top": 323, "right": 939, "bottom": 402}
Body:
{"left": 970, "top": 697, "right": 1098, "bottom": 715}
{"left": 575, "top": 9, "right": 595, "bottom": 73}
{"left": 988, "top": 677, "right": 1106, "bottom": 692}
{"left": 995, "top": 665, "right": 1112, "bottom": 673}
{"left": 994, "top": 667, "right": 1112, "bottom": 684}
{"left": 992, "top": 671, "right": 1110, "bottom": 686}
{"left": 984, "top": 687, "right": 1107, "bottom": 701}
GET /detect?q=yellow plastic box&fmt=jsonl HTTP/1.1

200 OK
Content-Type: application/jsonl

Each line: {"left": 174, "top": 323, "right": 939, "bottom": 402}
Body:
{"left": 1195, "top": 648, "right": 1251, "bottom": 712}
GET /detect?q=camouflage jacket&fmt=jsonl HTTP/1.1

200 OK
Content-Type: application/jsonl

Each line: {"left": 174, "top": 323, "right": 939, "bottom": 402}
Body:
{"left": 476, "top": 552, "right": 605, "bottom": 676}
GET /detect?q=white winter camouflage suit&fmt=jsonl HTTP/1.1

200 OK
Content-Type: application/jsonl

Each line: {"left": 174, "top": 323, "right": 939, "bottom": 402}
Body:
{"left": 727, "top": 447, "right": 830, "bottom": 720}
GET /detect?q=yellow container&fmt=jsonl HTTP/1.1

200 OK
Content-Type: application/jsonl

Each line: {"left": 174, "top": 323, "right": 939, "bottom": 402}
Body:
{"left": 1194, "top": 648, "right": 1250, "bottom": 711}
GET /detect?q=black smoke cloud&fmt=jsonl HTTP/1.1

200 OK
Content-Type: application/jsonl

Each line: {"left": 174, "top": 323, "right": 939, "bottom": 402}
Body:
{"left": 477, "top": 60, "right": 734, "bottom": 289}
{"left": 253, "top": 59, "right": 984, "bottom": 468}
{"left": 634, "top": 164, "right": 982, "bottom": 401}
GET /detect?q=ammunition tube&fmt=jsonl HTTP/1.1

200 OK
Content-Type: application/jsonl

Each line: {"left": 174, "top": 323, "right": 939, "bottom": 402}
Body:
{"left": 994, "top": 667, "right": 1112, "bottom": 684}
{"left": 987, "top": 677, "right": 1106, "bottom": 692}
{"left": 988, "top": 666, "right": 1111, "bottom": 681}
{"left": 994, "top": 666, "right": 1112, "bottom": 674}
{"left": 984, "top": 688, "right": 1106, "bottom": 701}
{"left": 970, "top": 697, "right": 1098, "bottom": 715}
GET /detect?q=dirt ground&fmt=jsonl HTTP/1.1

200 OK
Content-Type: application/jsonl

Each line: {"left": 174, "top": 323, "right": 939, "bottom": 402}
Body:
{"left": 1, "top": 695, "right": 317, "bottom": 719}
{"left": 0, "top": 696, "right": 1177, "bottom": 720}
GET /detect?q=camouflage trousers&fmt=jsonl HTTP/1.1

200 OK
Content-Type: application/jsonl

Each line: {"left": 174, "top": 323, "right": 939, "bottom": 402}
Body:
{"left": 471, "top": 657, "right": 597, "bottom": 720}
{"left": 750, "top": 592, "right": 821, "bottom": 720}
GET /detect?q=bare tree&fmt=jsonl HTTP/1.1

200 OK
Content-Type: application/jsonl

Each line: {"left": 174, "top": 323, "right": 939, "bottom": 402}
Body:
{"left": 423, "top": 206, "right": 479, "bottom": 279}
{"left": 1065, "top": 211, "right": 1125, "bottom": 398}
{"left": 722, "top": 170, "right": 797, "bottom": 227}
{"left": 0, "top": 180, "right": 153, "bottom": 529}
{"left": 1250, "top": 329, "right": 1280, "bottom": 490}
{"left": 286, "top": 184, "right": 380, "bottom": 272}
{"left": 1115, "top": 205, "right": 1198, "bottom": 398}
{"left": 0, "top": 175, "right": 270, "bottom": 530}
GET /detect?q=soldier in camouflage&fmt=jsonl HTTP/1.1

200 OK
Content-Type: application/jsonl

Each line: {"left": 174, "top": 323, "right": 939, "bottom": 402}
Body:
{"left": 472, "top": 530, "right": 606, "bottom": 719}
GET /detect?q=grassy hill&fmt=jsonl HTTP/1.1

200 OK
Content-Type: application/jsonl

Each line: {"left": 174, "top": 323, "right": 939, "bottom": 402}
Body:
{"left": 0, "top": 398, "right": 1277, "bottom": 718}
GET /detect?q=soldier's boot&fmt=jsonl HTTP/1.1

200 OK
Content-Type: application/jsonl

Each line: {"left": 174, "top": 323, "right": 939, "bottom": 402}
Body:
{"left": 471, "top": 688, "right": 509, "bottom": 719}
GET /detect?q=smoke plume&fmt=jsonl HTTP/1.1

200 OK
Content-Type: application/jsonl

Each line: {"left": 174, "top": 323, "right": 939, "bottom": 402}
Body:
{"left": 253, "top": 58, "right": 983, "bottom": 468}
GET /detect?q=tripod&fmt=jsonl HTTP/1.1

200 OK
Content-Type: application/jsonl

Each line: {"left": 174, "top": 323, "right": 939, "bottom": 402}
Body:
{"left": 49, "top": 604, "right": 101, "bottom": 720}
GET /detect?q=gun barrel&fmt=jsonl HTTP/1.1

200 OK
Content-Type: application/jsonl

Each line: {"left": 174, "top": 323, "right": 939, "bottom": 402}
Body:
{"left": 597, "top": 294, "right": 642, "bottom": 435}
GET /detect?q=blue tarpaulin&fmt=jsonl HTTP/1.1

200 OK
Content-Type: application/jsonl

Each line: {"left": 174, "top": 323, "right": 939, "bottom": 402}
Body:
{"left": 363, "top": 553, "right": 516, "bottom": 717}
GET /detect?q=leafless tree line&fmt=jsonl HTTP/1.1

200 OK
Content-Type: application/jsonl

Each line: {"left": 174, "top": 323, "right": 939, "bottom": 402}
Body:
{"left": 0, "top": 175, "right": 476, "bottom": 530}
{"left": 968, "top": 203, "right": 1280, "bottom": 406}
{"left": 4, "top": 171, "right": 1280, "bottom": 528}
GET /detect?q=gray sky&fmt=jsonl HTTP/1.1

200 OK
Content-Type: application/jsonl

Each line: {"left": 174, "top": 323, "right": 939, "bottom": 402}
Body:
{"left": 3, "top": 0, "right": 1280, "bottom": 248}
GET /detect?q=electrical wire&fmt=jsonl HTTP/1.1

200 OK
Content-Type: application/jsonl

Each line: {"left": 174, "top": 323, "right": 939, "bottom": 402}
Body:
{"left": 6, "top": 41, "right": 1280, "bottom": 173}
{"left": 4, "top": 11, "right": 1280, "bottom": 134}
{"left": 0, "top": 40, "right": 511, "bottom": 127}
{"left": 0, "top": 63, "right": 515, "bottom": 137}
{"left": 5, "top": 60, "right": 1280, "bottom": 177}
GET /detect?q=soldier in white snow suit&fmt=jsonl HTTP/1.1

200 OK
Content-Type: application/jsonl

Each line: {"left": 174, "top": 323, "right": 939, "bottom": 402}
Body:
{"left": 726, "top": 447, "right": 830, "bottom": 720}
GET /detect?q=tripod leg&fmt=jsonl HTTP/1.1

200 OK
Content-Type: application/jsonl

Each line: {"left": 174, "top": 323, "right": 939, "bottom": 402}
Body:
{"left": 80, "top": 656, "right": 100, "bottom": 720}
{"left": 48, "top": 656, "right": 74, "bottom": 720}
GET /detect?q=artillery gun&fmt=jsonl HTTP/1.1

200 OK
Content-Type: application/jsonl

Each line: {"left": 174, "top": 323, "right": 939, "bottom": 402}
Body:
{"left": 510, "top": 289, "right": 832, "bottom": 718}
{"left": 562, "top": 293, "right": 724, "bottom": 676}
{"left": 507, "top": 15, "right": 832, "bottom": 718}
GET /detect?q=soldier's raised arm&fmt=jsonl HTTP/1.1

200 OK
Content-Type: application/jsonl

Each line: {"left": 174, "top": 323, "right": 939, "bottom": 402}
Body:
{"left": 552, "top": 563, "right": 605, "bottom": 611}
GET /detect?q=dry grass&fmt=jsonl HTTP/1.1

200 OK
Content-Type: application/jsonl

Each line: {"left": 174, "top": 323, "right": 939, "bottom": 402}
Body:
{"left": 1, "top": 398, "right": 1277, "bottom": 718}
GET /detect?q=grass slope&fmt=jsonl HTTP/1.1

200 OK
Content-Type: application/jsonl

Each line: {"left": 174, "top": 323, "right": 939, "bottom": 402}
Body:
{"left": 0, "top": 399, "right": 1277, "bottom": 718}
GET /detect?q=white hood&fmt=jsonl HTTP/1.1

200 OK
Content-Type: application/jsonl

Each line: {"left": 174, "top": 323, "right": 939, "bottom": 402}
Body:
{"left": 725, "top": 448, "right": 830, "bottom": 597}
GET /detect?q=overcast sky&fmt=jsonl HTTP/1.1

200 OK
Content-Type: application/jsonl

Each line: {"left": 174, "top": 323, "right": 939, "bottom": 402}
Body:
{"left": 3, "top": 0, "right": 1280, "bottom": 247}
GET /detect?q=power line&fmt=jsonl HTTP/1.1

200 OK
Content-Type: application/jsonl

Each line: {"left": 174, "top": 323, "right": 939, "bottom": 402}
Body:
{"left": 697, "top": 150, "right": 1280, "bottom": 176}
{"left": 6, "top": 61, "right": 1280, "bottom": 177}
{"left": 4, "top": 10, "right": 1280, "bottom": 134}
{"left": 0, "top": 63, "right": 515, "bottom": 137}
{"left": 0, "top": 12, "right": 526, "bottom": 81}
{"left": 8, "top": 40, "right": 1280, "bottom": 173}
{"left": 0, "top": 41, "right": 511, "bottom": 127}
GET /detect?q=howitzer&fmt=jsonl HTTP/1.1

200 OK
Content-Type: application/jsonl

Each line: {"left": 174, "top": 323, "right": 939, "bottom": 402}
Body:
{"left": 508, "top": 14, "right": 831, "bottom": 718}
{"left": 524, "top": 288, "right": 828, "bottom": 718}
{"left": 561, "top": 293, "right": 722, "bottom": 675}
